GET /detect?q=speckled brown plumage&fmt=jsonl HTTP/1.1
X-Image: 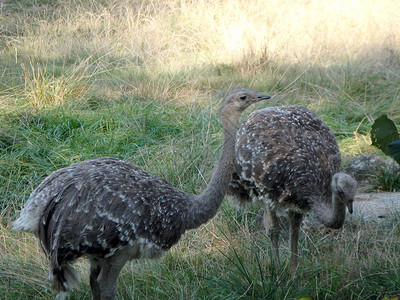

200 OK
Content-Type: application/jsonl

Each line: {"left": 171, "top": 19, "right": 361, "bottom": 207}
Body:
{"left": 227, "top": 105, "right": 357, "bottom": 277}
{"left": 39, "top": 158, "right": 187, "bottom": 259}
{"left": 12, "top": 88, "right": 270, "bottom": 300}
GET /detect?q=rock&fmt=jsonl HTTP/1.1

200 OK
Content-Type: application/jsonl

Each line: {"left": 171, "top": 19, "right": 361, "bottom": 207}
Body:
{"left": 345, "top": 153, "right": 400, "bottom": 192}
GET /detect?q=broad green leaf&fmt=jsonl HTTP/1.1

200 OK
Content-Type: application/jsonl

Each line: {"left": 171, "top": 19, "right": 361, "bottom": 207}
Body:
{"left": 371, "top": 115, "right": 399, "bottom": 156}
{"left": 389, "top": 140, "right": 400, "bottom": 165}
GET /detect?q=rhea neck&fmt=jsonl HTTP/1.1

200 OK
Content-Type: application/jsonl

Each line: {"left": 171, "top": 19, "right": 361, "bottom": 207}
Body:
{"left": 311, "top": 191, "right": 347, "bottom": 230}
{"left": 184, "top": 111, "right": 239, "bottom": 230}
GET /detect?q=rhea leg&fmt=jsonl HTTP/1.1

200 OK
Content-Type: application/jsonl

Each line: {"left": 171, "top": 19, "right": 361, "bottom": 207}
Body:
{"left": 288, "top": 211, "right": 303, "bottom": 278}
{"left": 263, "top": 206, "right": 281, "bottom": 270}
{"left": 89, "top": 259, "right": 102, "bottom": 300}
{"left": 96, "top": 254, "right": 129, "bottom": 300}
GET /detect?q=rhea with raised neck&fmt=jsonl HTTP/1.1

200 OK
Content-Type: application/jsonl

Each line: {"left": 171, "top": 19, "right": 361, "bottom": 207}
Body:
{"left": 12, "top": 88, "right": 270, "bottom": 300}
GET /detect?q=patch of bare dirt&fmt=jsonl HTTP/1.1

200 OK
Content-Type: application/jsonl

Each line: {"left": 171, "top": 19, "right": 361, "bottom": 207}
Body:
{"left": 353, "top": 192, "right": 400, "bottom": 220}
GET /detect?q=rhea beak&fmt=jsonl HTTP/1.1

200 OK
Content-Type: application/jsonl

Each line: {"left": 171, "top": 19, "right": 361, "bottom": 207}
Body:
{"left": 256, "top": 94, "right": 271, "bottom": 101}
{"left": 347, "top": 199, "right": 353, "bottom": 214}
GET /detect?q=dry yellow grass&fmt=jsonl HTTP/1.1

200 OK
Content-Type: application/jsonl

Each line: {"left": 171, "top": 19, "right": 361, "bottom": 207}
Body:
{"left": 5, "top": 0, "right": 398, "bottom": 111}
{"left": 10, "top": 0, "right": 400, "bottom": 68}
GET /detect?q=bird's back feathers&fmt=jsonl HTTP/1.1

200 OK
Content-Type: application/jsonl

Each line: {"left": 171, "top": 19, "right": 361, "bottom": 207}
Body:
{"left": 229, "top": 106, "right": 341, "bottom": 209}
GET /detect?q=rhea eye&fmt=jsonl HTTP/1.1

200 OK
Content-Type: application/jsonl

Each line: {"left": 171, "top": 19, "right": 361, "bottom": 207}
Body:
{"left": 239, "top": 95, "right": 247, "bottom": 100}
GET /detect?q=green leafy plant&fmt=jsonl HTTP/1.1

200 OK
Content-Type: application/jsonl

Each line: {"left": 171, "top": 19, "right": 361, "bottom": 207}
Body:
{"left": 371, "top": 115, "right": 400, "bottom": 165}
{"left": 376, "top": 169, "right": 400, "bottom": 192}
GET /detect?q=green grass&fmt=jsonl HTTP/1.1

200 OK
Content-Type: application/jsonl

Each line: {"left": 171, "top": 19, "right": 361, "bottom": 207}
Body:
{"left": 1, "top": 0, "right": 400, "bottom": 299}
{"left": 3, "top": 208, "right": 400, "bottom": 299}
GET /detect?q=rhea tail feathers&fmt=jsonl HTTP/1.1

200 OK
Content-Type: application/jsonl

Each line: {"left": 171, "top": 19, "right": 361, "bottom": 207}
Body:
{"left": 11, "top": 211, "right": 37, "bottom": 234}
{"left": 48, "top": 263, "right": 81, "bottom": 292}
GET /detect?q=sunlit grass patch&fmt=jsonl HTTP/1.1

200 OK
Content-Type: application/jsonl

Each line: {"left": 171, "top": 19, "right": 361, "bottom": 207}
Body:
{"left": 19, "top": 62, "right": 88, "bottom": 108}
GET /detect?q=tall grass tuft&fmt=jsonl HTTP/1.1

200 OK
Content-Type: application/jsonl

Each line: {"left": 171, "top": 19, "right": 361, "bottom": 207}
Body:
{"left": 18, "top": 57, "right": 103, "bottom": 108}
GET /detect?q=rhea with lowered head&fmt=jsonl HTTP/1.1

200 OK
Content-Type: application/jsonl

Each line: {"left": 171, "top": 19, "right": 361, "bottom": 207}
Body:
{"left": 227, "top": 105, "right": 357, "bottom": 277}
{"left": 12, "top": 88, "right": 270, "bottom": 300}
